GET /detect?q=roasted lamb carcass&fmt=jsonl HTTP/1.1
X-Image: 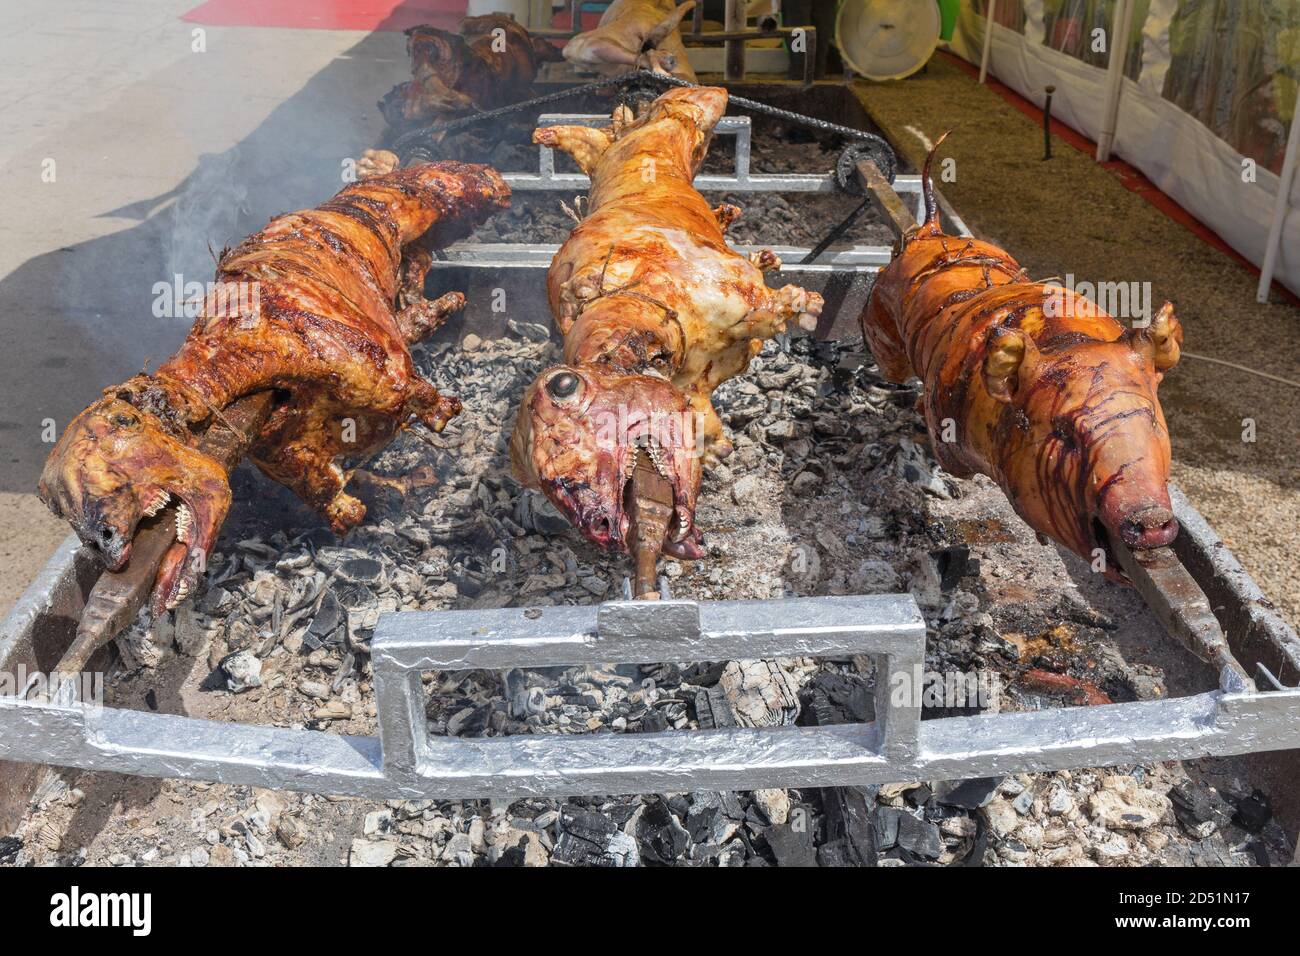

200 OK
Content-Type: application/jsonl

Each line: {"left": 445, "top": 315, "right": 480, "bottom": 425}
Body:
{"left": 860, "top": 135, "right": 1182, "bottom": 581}
{"left": 563, "top": 0, "right": 698, "bottom": 83}
{"left": 380, "top": 15, "right": 562, "bottom": 125}
{"left": 40, "top": 161, "right": 509, "bottom": 615}
{"left": 510, "top": 87, "right": 821, "bottom": 596}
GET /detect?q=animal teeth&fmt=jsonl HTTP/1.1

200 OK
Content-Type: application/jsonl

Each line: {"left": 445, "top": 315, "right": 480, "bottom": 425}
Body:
{"left": 166, "top": 577, "right": 191, "bottom": 611}
{"left": 143, "top": 490, "right": 170, "bottom": 517}
{"left": 175, "top": 503, "right": 192, "bottom": 543}
{"left": 645, "top": 440, "right": 671, "bottom": 479}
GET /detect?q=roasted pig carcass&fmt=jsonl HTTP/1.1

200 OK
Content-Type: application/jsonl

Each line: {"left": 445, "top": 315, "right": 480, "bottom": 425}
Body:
{"left": 860, "top": 135, "right": 1182, "bottom": 581}
{"left": 380, "top": 15, "right": 562, "bottom": 125}
{"left": 40, "top": 161, "right": 509, "bottom": 615}
{"left": 510, "top": 87, "right": 822, "bottom": 596}
{"left": 563, "top": 0, "right": 698, "bottom": 83}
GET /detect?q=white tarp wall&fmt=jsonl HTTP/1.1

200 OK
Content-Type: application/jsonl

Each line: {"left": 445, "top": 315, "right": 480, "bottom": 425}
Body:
{"left": 948, "top": 1, "right": 1300, "bottom": 297}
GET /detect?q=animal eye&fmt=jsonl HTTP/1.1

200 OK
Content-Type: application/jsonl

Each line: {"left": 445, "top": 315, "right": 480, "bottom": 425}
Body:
{"left": 113, "top": 414, "right": 137, "bottom": 428}
{"left": 546, "top": 371, "right": 582, "bottom": 401}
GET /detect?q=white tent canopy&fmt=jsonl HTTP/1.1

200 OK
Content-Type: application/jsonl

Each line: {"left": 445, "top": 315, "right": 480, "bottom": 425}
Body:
{"left": 949, "top": 0, "right": 1300, "bottom": 298}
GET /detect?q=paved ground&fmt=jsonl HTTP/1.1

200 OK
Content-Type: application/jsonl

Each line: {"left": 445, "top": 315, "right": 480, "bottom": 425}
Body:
{"left": 0, "top": 2, "right": 407, "bottom": 611}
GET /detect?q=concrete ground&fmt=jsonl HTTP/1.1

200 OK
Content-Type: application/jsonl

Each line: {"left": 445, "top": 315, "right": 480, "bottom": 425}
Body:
{"left": 0, "top": 2, "right": 408, "bottom": 612}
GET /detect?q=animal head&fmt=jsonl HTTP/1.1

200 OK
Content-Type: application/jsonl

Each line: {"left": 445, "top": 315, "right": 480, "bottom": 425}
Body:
{"left": 510, "top": 364, "right": 703, "bottom": 557}
{"left": 38, "top": 386, "right": 231, "bottom": 607}
{"left": 982, "top": 302, "right": 1183, "bottom": 575}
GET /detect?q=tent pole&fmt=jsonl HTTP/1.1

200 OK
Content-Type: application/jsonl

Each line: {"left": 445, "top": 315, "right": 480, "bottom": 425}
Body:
{"left": 1257, "top": 112, "right": 1300, "bottom": 303}
{"left": 979, "top": 0, "right": 998, "bottom": 83}
{"left": 1096, "top": 0, "right": 1136, "bottom": 162}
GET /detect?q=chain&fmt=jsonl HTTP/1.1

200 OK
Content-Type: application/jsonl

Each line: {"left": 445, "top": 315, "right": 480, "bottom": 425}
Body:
{"left": 392, "top": 70, "right": 896, "bottom": 174}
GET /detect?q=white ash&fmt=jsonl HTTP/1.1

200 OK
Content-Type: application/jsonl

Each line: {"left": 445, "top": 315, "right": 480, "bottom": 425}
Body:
{"left": 7, "top": 335, "right": 1290, "bottom": 868}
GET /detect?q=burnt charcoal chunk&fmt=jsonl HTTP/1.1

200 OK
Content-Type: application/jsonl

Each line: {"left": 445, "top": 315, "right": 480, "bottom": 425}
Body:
{"left": 693, "top": 686, "right": 738, "bottom": 729}
{"left": 308, "top": 588, "right": 344, "bottom": 644}
{"left": 875, "top": 807, "right": 942, "bottom": 861}
{"left": 552, "top": 807, "right": 621, "bottom": 867}
{"left": 1170, "top": 781, "right": 1218, "bottom": 828}
{"left": 818, "top": 786, "right": 876, "bottom": 867}
{"left": 1231, "top": 789, "right": 1272, "bottom": 834}
{"left": 641, "top": 662, "right": 680, "bottom": 685}
{"left": 764, "top": 823, "right": 817, "bottom": 867}
{"left": 681, "top": 661, "right": 728, "bottom": 686}
{"left": 798, "top": 672, "right": 873, "bottom": 727}
{"left": 896, "top": 812, "right": 944, "bottom": 861}
{"left": 337, "top": 557, "right": 384, "bottom": 585}
{"left": 0, "top": 836, "right": 20, "bottom": 865}
{"left": 639, "top": 799, "right": 690, "bottom": 864}
{"left": 930, "top": 544, "right": 971, "bottom": 591}
{"left": 638, "top": 709, "right": 669, "bottom": 733}
{"left": 934, "top": 777, "right": 1003, "bottom": 810}
{"left": 686, "top": 791, "right": 745, "bottom": 846}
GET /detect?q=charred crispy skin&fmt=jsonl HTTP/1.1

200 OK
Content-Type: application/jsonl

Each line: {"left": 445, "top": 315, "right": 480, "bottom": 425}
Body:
{"left": 510, "top": 87, "right": 821, "bottom": 586}
{"left": 860, "top": 136, "right": 1183, "bottom": 581}
{"left": 40, "top": 162, "right": 509, "bottom": 613}
{"left": 563, "top": 0, "right": 697, "bottom": 82}
{"left": 380, "top": 15, "right": 562, "bottom": 124}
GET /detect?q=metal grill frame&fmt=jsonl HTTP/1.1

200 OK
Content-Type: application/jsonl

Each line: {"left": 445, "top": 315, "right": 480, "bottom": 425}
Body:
{"left": 2, "top": 490, "right": 1299, "bottom": 803}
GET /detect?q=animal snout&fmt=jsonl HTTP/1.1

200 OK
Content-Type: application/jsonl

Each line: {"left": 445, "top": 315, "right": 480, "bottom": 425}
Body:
{"left": 1118, "top": 505, "right": 1179, "bottom": 550}
{"left": 85, "top": 522, "right": 130, "bottom": 569}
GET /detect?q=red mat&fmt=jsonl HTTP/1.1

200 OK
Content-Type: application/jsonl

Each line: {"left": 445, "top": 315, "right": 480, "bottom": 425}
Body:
{"left": 182, "top": 0, "right": 464, "bottom": 32}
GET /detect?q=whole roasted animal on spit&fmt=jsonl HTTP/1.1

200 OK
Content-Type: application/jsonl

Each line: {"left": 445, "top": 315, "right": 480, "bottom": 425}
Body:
{"left": 860, "top": 135, "right": 1183, "bottom": 582}
{"left": 380, "top": 14, "right": 562, "bottom": 127}
{"left": 510, "top": 86, "right": 822, "bottom": 598}
{"left": 563, "top": 0, "right": 698, "bottom": 82}
{"left": 39, "top": 161, "right": 510, "bottom": 655}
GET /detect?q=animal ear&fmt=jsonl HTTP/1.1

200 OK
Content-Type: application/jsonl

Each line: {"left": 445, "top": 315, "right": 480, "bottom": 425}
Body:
{"left": 982, "top": 327, "right": 1028, "bottom": 404}
{"left": 1126, "top": 301, "right": 1182, "bottom": 372}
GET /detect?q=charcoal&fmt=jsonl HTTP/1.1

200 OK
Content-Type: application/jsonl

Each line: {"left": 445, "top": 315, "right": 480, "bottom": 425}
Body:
{"left": 1231, "top": 789, "right": 1272, "bottom": 834}
{"left": 896, "top": 813, "right": 944, "bottom": 860}
{"left": 552, "top": 806, "right": 638, "bottom": 867}
{"left": 337, "top": 557, "right": 384, "bottom": 586}
{"left": 638, "top": 709, "right": 669, "bottom": 733}
{"left": 905, "top": 784, "right": 933, "bottom": 808}
{"left": 640, "top": 662, "right": 681, "bottom": 685}
{"left": 686, "top": 792, "right": 743, "bottom": 846}
{"left": 638, "top": 799, "right": 690, "bottom": 864}
{"left": 764, "top": 824, "right": 817, "bottom": 867}
{"left": 308, "top": 588, "right": 343, "bottom": 644}
{"left": 1169, "top": 780, "right": 1224, "bottom": 838}
{"left": 930, "top": 545, "right": 971, "bottom": 591}
{"left": 934, "top": 777, "right": 1003, "bottom": 810}
{"left": 818, "top": 786, "right": 877, "bottom": 867}
{"left": 693, "top": 686, "right": 738, "bottom": 729}
{"left": 681, "top": 661, "right": 728, "bottom": 686}
{"left": 874, "top": 806, "right": 901, "bottom": 850}
{"left": 873, "top": 806, "right": 942, "bottom": 861}
{"left": 0, "top": 836, "right": 20, "bottom": 865}
{"left": 798, "top": 672, "right": 872, "bottom": 726}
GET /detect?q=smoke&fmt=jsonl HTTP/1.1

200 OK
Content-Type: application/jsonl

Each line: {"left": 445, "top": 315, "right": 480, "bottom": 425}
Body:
{"left": 167, "top": 148, "right": 249, "bottom": 281}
